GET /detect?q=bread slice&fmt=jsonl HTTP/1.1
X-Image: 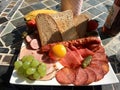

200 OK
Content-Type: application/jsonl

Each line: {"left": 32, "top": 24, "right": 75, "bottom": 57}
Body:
{"left": 36, "top": 14, "right": 62, "bottom": 46}
{"left": 50, "top": 10, "right": 79, "bottom": 41}
{"left": 73, "top": 14, "right": 90, "bottom": 38}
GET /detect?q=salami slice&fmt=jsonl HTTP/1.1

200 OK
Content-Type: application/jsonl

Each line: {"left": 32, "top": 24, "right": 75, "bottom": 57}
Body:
{"left": 95, "top": 45, "right": 105, "bottom": 53}
{"left": 92, "top": 52, "right": 108, "bottom": 62}
{"left": 84, "top": 68, "right": 96, "bottom": 85}
{"left": 88, "top": 64, "right": 104, "bottom": 81}
{"left": 55, "top": 67, "right": 75, "bottom": 84}
{"left": 101, "top": 61, "right": 109, "bottom": 75}
{"left": 73, "top": 67, "right": 88, "bottom": 86}
{"left": 87, "top": 44, "right": 101, "bottom": 52}
{"left": 91, "top": 60, "right": 109, "bottom": 75}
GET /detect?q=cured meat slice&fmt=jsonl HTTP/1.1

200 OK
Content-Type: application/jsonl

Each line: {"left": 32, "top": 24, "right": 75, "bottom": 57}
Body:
{"left": 100, "top": 62, "right": 109, "bottom": 75}
{"left": 73, "top": 67, "right": 88, "bottom": 86}
{"left": 25, "top": 35, "right": 32, "bottom": 43}
{"left": 92, "top": 45, "right": 108, "bottom": 62}
{"left": 88, "top": 64, "right": 104, "bottom": 81}
{"left": 30, "top": 39, "right": 40, "bottom": 50}
{"left": 59, "top": 48, "right": 83, "bottom": 68}
{"left": 55, "top": 67, "right": 75, "bottom": 84}
{"left": 69, "top": 45, "right": 94, "bottom": 58}
{"left": 84, "top": 68, "right": 96, "bottom": 85}
{"left": 59, "top": 48, "right": 96, "bottom": 69}
{"left": 78, "top": 48, "right": 94, "bottom": 58}
{"left": 92, "top": 52, "right": 108, "bottom": 62}
{"left": 95, "top": 45, "right": 105, "bottom": 53}
{"left": 87, "top": 44, "right": 101, "bottom": 52}
{"left": 91, "top": 60, "right": 109, "bottom": 75}
{"left": 25, "top": 34, "right": 38, "bottom": 43}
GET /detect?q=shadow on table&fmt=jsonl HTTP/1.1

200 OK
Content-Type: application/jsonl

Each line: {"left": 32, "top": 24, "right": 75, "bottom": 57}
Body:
{"left": 97, "top": 27, "right": 113, "bottom": 40}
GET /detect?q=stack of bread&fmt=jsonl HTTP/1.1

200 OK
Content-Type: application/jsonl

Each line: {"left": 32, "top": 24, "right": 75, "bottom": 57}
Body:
{"left": 35, "top": 10, "right": 90, "bottom": 46}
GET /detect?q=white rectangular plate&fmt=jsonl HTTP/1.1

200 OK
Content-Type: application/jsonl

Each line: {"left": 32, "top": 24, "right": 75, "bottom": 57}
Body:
{"left": 10, "top": 36, "right": 119, "bottom": 86}
{"left": 10, "top": 53, "right": 119, "bottom": 85}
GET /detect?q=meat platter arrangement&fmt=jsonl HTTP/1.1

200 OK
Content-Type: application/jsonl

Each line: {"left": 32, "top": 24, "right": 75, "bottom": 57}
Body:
{"left": 10, "top": 10, "right": 119, "bottom": 86}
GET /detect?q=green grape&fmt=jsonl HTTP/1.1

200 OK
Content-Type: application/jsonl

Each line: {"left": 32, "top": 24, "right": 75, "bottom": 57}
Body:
{"left": 17, "top": 66, "right": 25, "bottom": 75}
{"left": 37, "top": 63, "right": 47, "bottom": 77}
{"left": 17, "top": 66, "right": 28, "bottom": 77}
{"left": 30, "top": 59, "right": 40, "bottom": 67}
{"left": 22, "top": 55, "right": 34, "bottom": 62}
{"left": 26, "top": 67, "right": 36, "bottom": 75}
{"left": 33, "top": 71, "right": 40, "bottom": 80}
{"left": 22, "top": 61, "right": 31, "bottom": 69}
{"left": 14, "top": 60, "right": 23, "bottom": 70}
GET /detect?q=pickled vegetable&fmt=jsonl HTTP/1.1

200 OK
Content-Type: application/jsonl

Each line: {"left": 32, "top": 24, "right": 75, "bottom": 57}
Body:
{"left": 82, "top": 55, "right": 92, "bottom": 68}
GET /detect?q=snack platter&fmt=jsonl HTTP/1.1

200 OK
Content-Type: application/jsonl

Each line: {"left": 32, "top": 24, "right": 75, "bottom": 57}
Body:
{"left": 10, "top": 10, "right": 119, "bottom": 86}
{"left": 9, "top": 37, "right": 119, "bottom": 86}
{"left": 10, "top": 62, "right": 119, "bottom": 86}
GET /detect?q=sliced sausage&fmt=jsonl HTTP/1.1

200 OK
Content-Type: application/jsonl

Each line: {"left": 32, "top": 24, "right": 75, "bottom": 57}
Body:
{"left": 84, "top": 68, "right": 96, "bottom": 85}
{"left": 91, "top": 60, "right": 109, "bottom": 75}
{"left": 73, "top": 67, "right": 88, "bottom": 86}
{"left": 95, "top": 45, "right": 105, "bottom": 53}
{"left": 100, "top": 62, "right": 109, "bottom": 75}
{"left": 88, "top": 64, "right": 104, "bottom": 81}
{"left": 40, "top": 36, "right": 101, "bottom": 53}
{"left": 87, "top": 44, "right": 101, "bottom": 52}
{"left": 92, "top": 52, "right": 108, "bottom": 62}
{"left": 30, "top": 39, "right": 40, "bottom": 50}
{"left": 25, "top": 35, "right": 33, "bottom": 43}
{"left": 55, "top": 67, "right": 75, "bottom": 84}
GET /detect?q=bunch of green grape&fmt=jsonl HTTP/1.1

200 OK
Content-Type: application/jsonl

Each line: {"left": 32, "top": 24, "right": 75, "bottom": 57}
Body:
{"left": 14, "top": 55, "right": 47, "bottom": 80}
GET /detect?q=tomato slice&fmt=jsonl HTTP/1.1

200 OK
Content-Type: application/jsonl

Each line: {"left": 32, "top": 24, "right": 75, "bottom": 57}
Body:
{"left": 52, "top": 44, "right": 67, "bottom": 58}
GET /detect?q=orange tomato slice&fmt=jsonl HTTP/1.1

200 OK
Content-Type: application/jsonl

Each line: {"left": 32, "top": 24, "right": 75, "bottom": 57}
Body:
{"left": 52, "top": 44, "right": 67, "bottom": 58}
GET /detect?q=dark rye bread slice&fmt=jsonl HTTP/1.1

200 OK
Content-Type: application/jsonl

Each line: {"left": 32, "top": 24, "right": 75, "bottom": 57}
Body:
{"left": 36, "top": 14, "right": 62, "bottom": 46}
{"left": 50, "top": 10, "right": 79, "bottom": 41}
